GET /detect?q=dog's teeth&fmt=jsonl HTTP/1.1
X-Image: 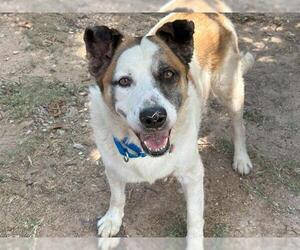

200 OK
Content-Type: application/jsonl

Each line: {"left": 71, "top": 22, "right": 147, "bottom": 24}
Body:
{"left": 143, "top": 141, "right": 167, "bottom": 153}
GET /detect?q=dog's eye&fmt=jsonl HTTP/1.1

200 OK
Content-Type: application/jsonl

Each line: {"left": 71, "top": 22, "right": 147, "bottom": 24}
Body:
{"left": 163, "top": 70, "right": 175, "bottom": 80}
{"left": 118, "top": 77, "right": 132, "bottom": 87}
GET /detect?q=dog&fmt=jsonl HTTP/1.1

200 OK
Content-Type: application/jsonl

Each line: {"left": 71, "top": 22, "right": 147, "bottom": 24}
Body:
{"left": 84, "top": 0, "right": 254, "bottom": 249}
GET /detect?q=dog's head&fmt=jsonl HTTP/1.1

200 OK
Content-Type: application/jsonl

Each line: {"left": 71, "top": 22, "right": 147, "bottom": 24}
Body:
{"left": 84, "top": 20, "right": 194, "bottom": 157}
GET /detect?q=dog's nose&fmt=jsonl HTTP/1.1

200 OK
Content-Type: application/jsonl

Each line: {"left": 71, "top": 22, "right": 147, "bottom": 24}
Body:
{"left": 139, "top": 106, "right": 167, "bottom": 129}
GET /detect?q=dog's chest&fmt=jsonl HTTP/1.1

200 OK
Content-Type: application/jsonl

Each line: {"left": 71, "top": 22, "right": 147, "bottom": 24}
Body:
{"left": 111, "top": 152, "right": 179, "bottom": 184}
{"left": 106, "top": 132, "right": 197, "bottom": 184}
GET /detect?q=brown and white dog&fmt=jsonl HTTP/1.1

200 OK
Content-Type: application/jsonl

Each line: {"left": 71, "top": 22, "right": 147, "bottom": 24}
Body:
{"left": 84, "top": 0, "right": 254, "bottom": 249}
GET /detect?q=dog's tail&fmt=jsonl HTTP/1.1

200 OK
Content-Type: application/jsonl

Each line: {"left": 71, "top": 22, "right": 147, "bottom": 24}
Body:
{"left": 240, "top": 51, "right": 255, "bottom": 75}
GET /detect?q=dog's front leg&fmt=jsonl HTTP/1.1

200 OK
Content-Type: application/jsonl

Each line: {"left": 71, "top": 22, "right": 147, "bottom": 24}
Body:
{"left": 176, "top": 156, "right": 204, "bottom": 250}
{"left": 97, "top": 170, "right": 126, "bottom": 237}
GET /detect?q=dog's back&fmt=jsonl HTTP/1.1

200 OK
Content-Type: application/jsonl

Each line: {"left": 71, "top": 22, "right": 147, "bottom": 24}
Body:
{"left": 149, "top": 1, "right": 254, "bottom": 106}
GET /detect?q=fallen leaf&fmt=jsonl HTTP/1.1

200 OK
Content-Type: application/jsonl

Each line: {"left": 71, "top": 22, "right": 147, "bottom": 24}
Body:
{"left": 48, "top": 99, "right": 65, "bottom": 118}
{"left": 18, "top": 21, "right": 33, "bottom": 29}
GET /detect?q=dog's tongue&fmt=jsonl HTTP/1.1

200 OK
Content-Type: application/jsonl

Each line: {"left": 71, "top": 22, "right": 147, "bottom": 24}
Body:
{"left": 140, "top": 131, "right": 169, "bottom": 152}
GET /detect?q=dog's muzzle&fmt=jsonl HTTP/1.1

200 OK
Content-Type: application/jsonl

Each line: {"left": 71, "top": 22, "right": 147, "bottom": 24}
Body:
{"left": 137, "top": 106, "right": 171, "bottom": 157}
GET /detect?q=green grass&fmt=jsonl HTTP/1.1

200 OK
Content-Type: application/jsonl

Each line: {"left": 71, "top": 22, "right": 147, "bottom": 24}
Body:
{"left": 216, "top": 138, "right": 234, "bottom": 155}
{"left": 241, "top": 181, "right": 296, "bottom": 214}
{"left": 215, "top": 138, "right": 300, "bottom": 214}
{"left": 244, "top": 109, "right": 265, "bottom": 125}
{"left": 16, "top": 216, "right": 42, "bottom": 237}
{"left": 216, "top": 138, "right": 300, "bottom": 196}
{"left": 166, "top": 215, "right": 187, "bottom": 237}
{"left": 251, "top": 152, "right": 300, "bottom": 196}
{"left": 212, "top": 223, "right": 228, "bottom": 237}
{"left": 0, "top": 75, "right": 80, "bottom": 166}
{"left": 0, "top": 76, "right": 75, "bottom": 120}
{"left": 0, "top": 175, "right": 5, "bottom": 183}
{"left": 0, "top": 127, "right": 83, "bottom": 168}
{"left": 242, "top": 148, "right": 300, "bottom": 214}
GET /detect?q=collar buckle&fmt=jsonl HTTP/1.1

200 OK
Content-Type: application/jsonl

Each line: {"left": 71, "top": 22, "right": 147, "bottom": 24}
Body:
{"left": 123, "top": 152, "right": 129, "bottom": 163}
{"left": 113, "top": 136, "right": 146, "bottom": 162}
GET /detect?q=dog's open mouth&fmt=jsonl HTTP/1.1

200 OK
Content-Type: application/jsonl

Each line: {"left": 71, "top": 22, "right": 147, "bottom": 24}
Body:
{"left": 138, "top": 130, "right": 171, "bottom": 157}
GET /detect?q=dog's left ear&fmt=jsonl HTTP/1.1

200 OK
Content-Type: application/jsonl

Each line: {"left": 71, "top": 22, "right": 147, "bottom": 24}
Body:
{"left": 156, "top": 20, "right": 194, "bottom": 66}
{"left": 84, "top": 26, "right": 123, "bottom": 82}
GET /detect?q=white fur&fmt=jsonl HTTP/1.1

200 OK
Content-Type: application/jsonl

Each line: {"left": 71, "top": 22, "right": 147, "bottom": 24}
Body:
{"left": 113, "top": 37, "right": 177, "bottom": 134}
{"left": 91, "top": 80, "right": 204, "bottom": 250}
{"left": 91, "top": 10, "right": 253, "bottom": 250}
{"left": 90, "top": 81, "right": 201, "bottom": 184}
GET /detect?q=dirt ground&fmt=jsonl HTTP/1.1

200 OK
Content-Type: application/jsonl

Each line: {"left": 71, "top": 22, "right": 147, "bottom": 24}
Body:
{"left": 0, "top": 13, "right": 299, "bottom": 238}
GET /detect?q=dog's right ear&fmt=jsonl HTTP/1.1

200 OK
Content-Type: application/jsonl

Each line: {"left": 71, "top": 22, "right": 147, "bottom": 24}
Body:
{"left": 84, "top": 26, "right": 123, "bottom": 81}
{"left": 156, "top": 20, "right": 194, "bottom": 66}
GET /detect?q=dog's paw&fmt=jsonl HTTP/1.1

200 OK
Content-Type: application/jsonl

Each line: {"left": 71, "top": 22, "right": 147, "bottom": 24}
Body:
{"left": 97, "top": 210, "right": 122, "bottom": 237}
{"left": 186, "top": 237, "right": 204, "bottom": 250}
{"left": 233, "top": 152, "right": 253, "bottom": 175}
{"left": 98, "top": 238, "right": 120, "bottom": 250}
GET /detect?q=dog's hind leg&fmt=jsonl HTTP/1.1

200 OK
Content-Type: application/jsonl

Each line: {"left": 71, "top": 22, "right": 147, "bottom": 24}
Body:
{"left": 213, "top": 53, "right": 253, "bottom": 175}
{"left": 228, "top": 74, "right": 253, "bottom": 175}
{"left": 97, "top": 171, "right": 126, "bottom": 237}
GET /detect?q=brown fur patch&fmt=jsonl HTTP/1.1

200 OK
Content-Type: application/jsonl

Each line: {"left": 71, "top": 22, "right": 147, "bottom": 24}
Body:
{"left": 148, "top": 36, "right": 190, "bottom": 107}
{"left": 152, "top": 13, "right": 236, "bottom": 71}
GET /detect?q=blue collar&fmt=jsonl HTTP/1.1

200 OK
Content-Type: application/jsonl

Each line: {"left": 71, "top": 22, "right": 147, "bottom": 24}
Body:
{"left": 113, "top": 136, "right": 146, "bottom": 162}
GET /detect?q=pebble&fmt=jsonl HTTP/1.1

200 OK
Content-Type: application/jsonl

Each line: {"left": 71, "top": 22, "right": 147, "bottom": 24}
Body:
{"left": 0, "top": 34, "right": 4, "bottom": 38}
{"left": 78, "top": 91, "right": 88, "bottom": 96}
{"left": 73, "top": 143, "right": 85, "bottom": 150}
{"left": 25, "top": 129, "right": 32, "bottom": 135}
{"left": 57, "top": 129, "right": 65, "bottom": 135}
{"left": 13, "top": 51, "right": 19, "bottom": 55}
